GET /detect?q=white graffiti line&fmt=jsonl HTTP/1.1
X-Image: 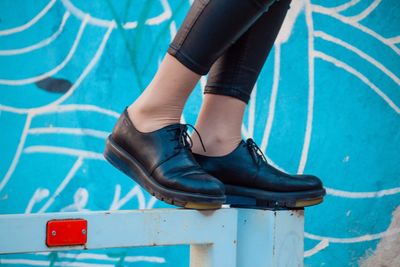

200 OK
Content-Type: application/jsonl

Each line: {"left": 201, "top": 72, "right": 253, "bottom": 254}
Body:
{"left": 60, "top": 0, "right": 129, "bottom": 29}
{"left": 199, "top": 76, "right": 207, "bottom": 95}
{"left": 0, "top": 12, "right": 70, "bottom": 56}
{"left": 37, "top": 157, "right": 83, "bottom": 213}
{"left": 146, "top": 196, "right": 158, "bottom": 209}
{"left": 0, "top": 15, "right": 88, "bottom": 85}
{"left": 346, "top": 0, "right": 381, "bottom": 22}
{"left": 0, "top": 114, "right": 32, "bottom": 192}
{"left": 0, "top": 259, "right": 114, "bottom": 267}
{"left": 326, "top": 186, "right": 400, "bottom": 198}
{"left": 311, "top": 4, "right": 400, "bottom": 55}
{"left": 60, "top": 0, "right": 120, "bottom": 29}
{"left": 248, "top": 84, "right": 256, "bottom": 138}
{"left": 23, "top": 146, "right": 104, "bottom": 160}
{"left": 47, "top": 253, "right": 164, "bottom": 264}
{"left": 0, "top": 0, "right": 56, "bottom": 36}
{"left": 298, "top": 0, "right": 315, "bottom": 174}
{"left": 387, "top": 35, "right": 400, "bottom": 45}
{"left": 180, "top": 112, "right": 187, "bottom": 124}
{"left": 241, "top": 124, "right": 249, "bottom": 140}
{"left": 314, "top": 31, "right": 400, "bottom": 86}
{"left": 304, "top": 239, "right": 329, "bottom": 258}
{"left": 276, "top": 0, "right": 304, "bottom": 44}
{"left": 326, "top": 0, "right": 360, "bottom": 13}
{"left": 60, "top": 187, "right": 89, "bottom": 212}
{"left": 169, "top": 20, "right": 178, "bottom": 44}
{"left": 28, "top": 127, "right": 109, "bottom": 139}
{"left": 25, "top": 188, "right": 50, "bottom": 214}
{"left": 261, "top": 44, "right": 281, "bottom": 152}
{"left": 314, "top": 51, "right": 400, "bottom": 114}
{"left": 0, "top": 24, "right": 114, "bottom": 115}
{"left": 305, "top": 227, "right": 400, "bottom": 243}
{"left": 57, "top": 252, "right": 166, "bottom": 263}
{"left": 147, "top": 0, "right": 172, "bottom": 25}
{"left": 35, "top": 104, "right": 120, "bottom": 118}
{"left": 60, "top": 0, "right": 171, "bottom": 29}
{"left": 125, "top": 256, "right": 165, "bottom": 263}
{"left": 110, "top": 184, "right": 146, "bottom": 210}
{"left": 34, "top": 252, "right": 50, "bottom": 255}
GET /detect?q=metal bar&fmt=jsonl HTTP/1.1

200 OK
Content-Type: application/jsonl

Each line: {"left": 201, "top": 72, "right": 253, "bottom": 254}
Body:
{"left": 0, "top": 208, "right": 304, "bottom": 267}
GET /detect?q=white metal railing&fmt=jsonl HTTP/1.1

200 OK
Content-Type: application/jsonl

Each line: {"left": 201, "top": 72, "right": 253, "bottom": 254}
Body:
{"left": 0, "top": 207, "right": 304, "bottom": 267}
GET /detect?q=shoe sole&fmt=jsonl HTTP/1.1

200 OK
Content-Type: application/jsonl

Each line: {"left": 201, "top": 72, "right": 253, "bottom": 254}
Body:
{"left": 225, "top": 184, "right": 326, "bottom": 209}
{"left": 104, "top": 135, "right": 226, "bottom": 210}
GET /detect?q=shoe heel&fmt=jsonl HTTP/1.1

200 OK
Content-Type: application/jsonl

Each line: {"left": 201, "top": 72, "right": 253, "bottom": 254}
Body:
{"left": 104, "top": 137, "right": 131, "bottom": 177}
{"left": 103, "top": 135, "right": 145, "bottom": 186}
{"left": 103, "top": 135, "right": 159, "bottom": 195}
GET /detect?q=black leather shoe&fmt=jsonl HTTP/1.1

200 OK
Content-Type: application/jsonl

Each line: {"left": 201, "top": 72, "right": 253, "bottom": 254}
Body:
{"left": 192, "top": 138, "right": 326, "bottom": 209}
{"left": 103, "top": 108, "right": 226, "bottom": 209}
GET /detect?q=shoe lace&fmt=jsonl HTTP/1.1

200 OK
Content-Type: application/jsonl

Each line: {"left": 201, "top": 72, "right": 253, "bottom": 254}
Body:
{"left": 246, "top": 138, "right": 267, "bottom": 165}
{"left": 168, "top": 124, "right": 207, "bottom": 152}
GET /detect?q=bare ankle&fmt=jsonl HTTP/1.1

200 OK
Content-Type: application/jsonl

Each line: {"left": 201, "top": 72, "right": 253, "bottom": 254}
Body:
{"left": 191, "top": 134, "right": 242, "bottom": 157}
{"left": 127, "top": 103, "right": 181, "bottom": 133}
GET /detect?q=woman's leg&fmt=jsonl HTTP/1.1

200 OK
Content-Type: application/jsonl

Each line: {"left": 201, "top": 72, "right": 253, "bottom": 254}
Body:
{"left": 189, "top": 0, "right": 325, "bottom": 209}
{"left": 191, "top": 0, "right": 292, "bottom": 156}
{"left": 128, "top": 0, "right": 276, "bottom": 133}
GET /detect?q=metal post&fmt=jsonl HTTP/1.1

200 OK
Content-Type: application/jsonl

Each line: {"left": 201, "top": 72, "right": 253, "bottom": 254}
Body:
{"left": 235, "top": 208, "right": 304, "bottom": 267}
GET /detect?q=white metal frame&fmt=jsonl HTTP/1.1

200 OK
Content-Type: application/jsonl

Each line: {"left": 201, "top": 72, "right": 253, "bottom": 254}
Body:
{"left": 0, "top": 208, "right": 304, "bottom": 267}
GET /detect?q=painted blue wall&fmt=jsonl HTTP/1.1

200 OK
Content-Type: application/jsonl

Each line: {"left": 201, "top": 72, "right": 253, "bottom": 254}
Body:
{"left": 1, "top": 0, "right": 399, "bottom": 266}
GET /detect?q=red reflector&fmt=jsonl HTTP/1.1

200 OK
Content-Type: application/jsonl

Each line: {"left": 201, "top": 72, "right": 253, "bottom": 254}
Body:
{"left": 46, "top": 219, "right": 87, "bottom": 247}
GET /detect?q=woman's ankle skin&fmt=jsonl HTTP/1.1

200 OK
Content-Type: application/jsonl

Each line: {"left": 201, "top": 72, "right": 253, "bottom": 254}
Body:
{"left": 191, "top": 94, "right": 246, "bottom": 156}
{"left": 127, "top": 53, "right": 201, "bottom": 133}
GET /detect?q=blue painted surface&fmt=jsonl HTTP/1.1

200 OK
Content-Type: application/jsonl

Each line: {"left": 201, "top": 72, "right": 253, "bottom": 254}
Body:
{"left": 0, "top": 0, "right": 399, "bottom": 266}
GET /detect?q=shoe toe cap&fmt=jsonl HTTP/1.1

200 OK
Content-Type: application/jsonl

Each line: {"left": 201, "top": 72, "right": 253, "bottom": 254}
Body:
{"left": 182, "top": 173, "right": 225, "bottom": 196}
{"left": 160, "top": 171, "right": 225, "bottom": 196}
{"left": 294, "top": 174, "right": 323, "bottom": 190}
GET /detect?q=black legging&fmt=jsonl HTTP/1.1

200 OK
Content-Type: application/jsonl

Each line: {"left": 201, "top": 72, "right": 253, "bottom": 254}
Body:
{"left": 167, "top": 0, "right": 292, "bottom": 104}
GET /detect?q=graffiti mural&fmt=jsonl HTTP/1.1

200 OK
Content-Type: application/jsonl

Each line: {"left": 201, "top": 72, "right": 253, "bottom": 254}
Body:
{"left": 0, "top": 0, "right": 399, "bottom": 266}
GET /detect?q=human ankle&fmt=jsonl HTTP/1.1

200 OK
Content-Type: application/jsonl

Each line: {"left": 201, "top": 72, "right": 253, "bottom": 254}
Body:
{"left": 127, "top": 102, "right": 181, "bottom": 133}
{"left": 191, "top": 133, "right": 242, "bottom": 157}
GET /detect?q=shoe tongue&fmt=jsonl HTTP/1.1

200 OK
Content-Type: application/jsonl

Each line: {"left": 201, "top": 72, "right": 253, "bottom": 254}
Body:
{"left": 240, "top": 139, "right": 248, "bottom": 147}
{"left": 162, "top": 124, "right": 188, "bottom": 139}
{"left": 162, "top": 123, "right": 186, "bottom": 131}
{"left": 232, "top": 140, "right": 248, "bottom": 153}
